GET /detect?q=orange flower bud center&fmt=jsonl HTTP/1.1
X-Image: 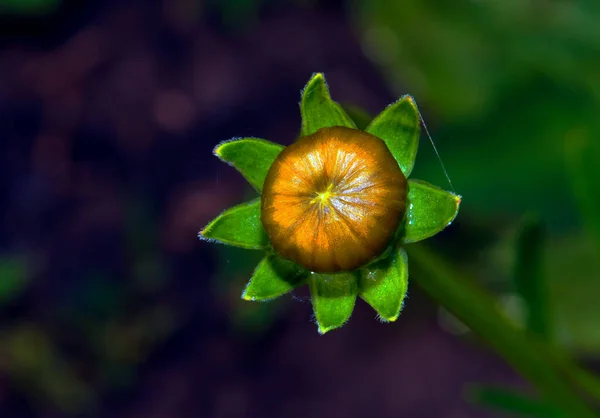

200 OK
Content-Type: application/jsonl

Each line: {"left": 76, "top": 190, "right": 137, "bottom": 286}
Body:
{"left": 261, "top": 126, "right": 407, "bottom": 273}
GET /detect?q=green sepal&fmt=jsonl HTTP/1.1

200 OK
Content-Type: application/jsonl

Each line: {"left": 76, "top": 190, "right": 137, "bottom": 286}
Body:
{"left": 366, "top": 95, "right": 420, "bottom": 177}
{"left": 199, "top": 198, "right": 268, "bottom": 249}
{"left": 308, "top": 272, "right": 358, "bottom": 334}
{"left": 359, "top": 247, "right": 409, "bottom": 322}
{"left": 242, "top": 255, "right": 308, "bottom": 301}
{"left": 300, "top": 73, "right": 357, "bottom": 136}
{"left": 214, "top": 138, "right": 284, "bottom": 192}
{"left": 403, "top": 179, "right": 461, "bottom": 244}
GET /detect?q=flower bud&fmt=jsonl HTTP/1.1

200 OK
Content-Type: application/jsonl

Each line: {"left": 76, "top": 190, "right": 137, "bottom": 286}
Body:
{"left": 261, "top": 126, "right": 407, "bottom": 273}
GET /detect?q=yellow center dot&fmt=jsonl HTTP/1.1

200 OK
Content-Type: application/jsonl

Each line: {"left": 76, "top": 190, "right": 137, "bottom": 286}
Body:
{"left": 311, "top": 184, "right": 334, "bottom": 206}
{"left": 261, "top": 126, "right": 407, "bottom": 273}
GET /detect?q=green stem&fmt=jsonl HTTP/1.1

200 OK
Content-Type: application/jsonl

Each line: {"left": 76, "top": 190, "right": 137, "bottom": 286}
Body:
{"left": 407, "top": 244, "right": 597, "bottom": 418}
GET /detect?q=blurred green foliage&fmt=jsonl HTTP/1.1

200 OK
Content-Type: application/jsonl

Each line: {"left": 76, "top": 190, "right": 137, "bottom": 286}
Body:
{"left": 512, "top": 216, "right": 551, "bottom": 342}
{"left": 0, "top": 193, "right": 177, "bottom": 414}
{"left": 409, "top": 244, "right": 599, "bottom": 417}
{"left": 351, "top": 0, "right": 600, "bottom": 354}
{"left": 566, "top": 130, "right": 600, "bottom": 255}
{"left": 352, "top": 0, "right": 599, "bottom": 227}
{"left": 342, "top": 0, "right": 600, "bottom": 414}
{"left": 0, "top": 0, "right": 61, "bottom": 14}
{"left": 0, "top": 258, "right": 28, "bottom": 305}
{"left": 467, "top": 385, "right": 565, "bottom": 417}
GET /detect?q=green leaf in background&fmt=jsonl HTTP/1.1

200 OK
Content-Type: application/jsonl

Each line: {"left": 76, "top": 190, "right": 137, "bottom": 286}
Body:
{"left": 467, "top": 385, "right": 566, "bottom": 418}
{"left": 300, "top": 73, "right": 357, "bottom": 136}
{"left": 408, "top": 244, "right": 597, "bottom": 418}
{"left": 199, "top": 198, "right": 268, "bottom": 249}
{"left": 243, "top": 254, "right": 308, "bottom": 301}
{"left": 124, "top": 195, "right": 167, "bottom": 293}
{"left": 513, "top": 215, "right": 551, "bottom": 341}
{"left": 0, "top": 0, "right": 61, "bottom": 15}
{"left": 0, "top": 258, "right": 28, "bottom": 306}
{"left": 353, "top": 0, "right": 600, "bottom": 229}
{"left": 351, "top": 0, "right": 600, "bottom": 352}
{"left": 366, "top": 95, "right": 420, "bottom": 177}
{"left": 214, "top": 138, "right": 284, "bottom": 192}
{"left": 403, "top": 179, "right": 461, "bottom": 243}
{"left": 359, "top": 247, "right": 409, "bottom": 322}
{"left": 341, "top": 103, "right": 373, "bottom": 131}
{"left": 545, "top": 232, "right": 600, "bottom": 354}
{"left": 560, "top": 363, "right": 600, "bottom": 407}
{"left": 217, "top": 0, "right": 260, "bottom": 32}
{"left": 308, "top": 272, "right": 358, "bottom": 334}
{"left": 1, "top": 325, "right": 93, "bottom": 412}
{"left": 565, "top": 130, "right": 600, "bottom": 257}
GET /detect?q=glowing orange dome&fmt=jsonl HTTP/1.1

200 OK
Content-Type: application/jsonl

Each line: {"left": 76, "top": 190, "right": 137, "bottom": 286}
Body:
{"left": 261, "top": 126, "right": 407, "bottom": 273}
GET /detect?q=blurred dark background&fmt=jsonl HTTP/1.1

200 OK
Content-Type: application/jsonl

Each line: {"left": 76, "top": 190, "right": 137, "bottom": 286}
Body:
{"left": 1, "top": 0, "right": 599, "bottom": 417}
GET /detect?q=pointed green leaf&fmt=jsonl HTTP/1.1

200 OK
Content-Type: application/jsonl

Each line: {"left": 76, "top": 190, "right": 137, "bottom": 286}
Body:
{"left": 359, "top": 247, "right": 409, "bottom": 322}
{"left": 243, "top": 255, "right": 308, "bottom": 301}
{"left": 199, "top": 198, "right": 268, "bottom": 249}
{"left": 403, "top": 179, "right": 461, "bottom": 244}
{"left": 308, "top": 272, "right": 357, "bottom": 334}
{"left": 300, "top": 73, "right": 357, "bottom": 136}
{"left": 366, "top": 95, "right": 420, "bottom": 177}
{"left": 214, "top": 138, "right": 284, "bottom": 192}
